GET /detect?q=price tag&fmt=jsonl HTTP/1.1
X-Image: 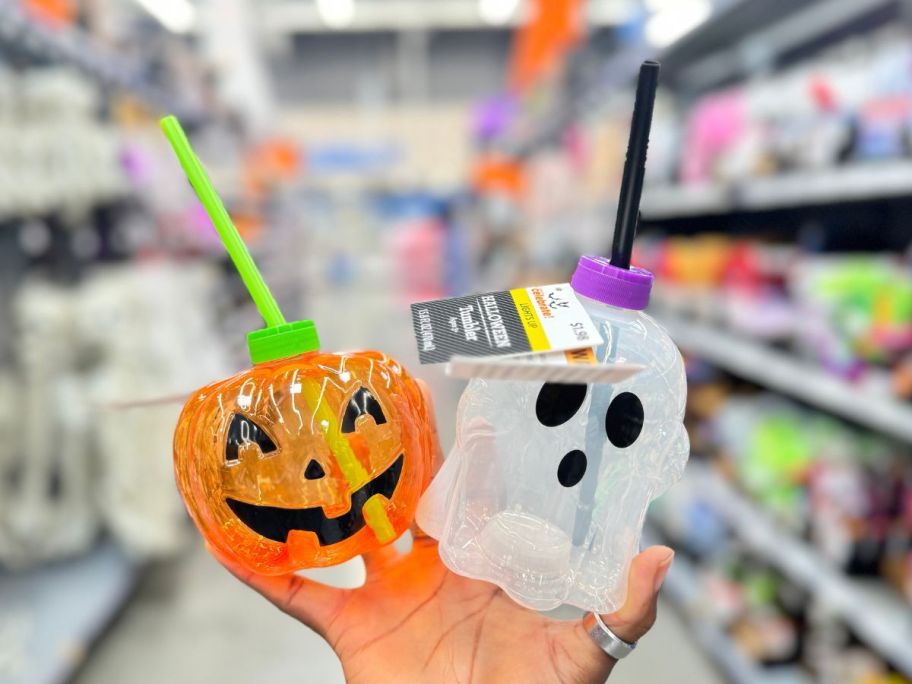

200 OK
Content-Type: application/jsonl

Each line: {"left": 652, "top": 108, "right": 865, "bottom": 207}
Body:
{"left": 411, "top": 284, "right": 603, "bottom": 365}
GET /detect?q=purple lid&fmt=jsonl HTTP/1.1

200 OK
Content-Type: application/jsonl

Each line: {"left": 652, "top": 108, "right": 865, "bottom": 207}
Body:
{"left": 570, "top": 255, "right": 654, "bottom": 311}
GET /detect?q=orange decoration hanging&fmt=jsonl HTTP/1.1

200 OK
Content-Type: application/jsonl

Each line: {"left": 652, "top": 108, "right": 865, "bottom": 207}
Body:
{"left": 508, "top": 0, "right": 584, "bottom": 93}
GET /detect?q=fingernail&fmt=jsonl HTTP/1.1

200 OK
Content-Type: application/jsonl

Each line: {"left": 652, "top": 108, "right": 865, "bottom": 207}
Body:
{"left": 654, "top": 550, "right": 674, "bottom": 592}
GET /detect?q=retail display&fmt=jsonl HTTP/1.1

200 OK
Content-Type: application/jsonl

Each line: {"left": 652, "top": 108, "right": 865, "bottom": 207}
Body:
{"left": 163, "top": 117, "right": 434, "bottom": 574}
{"left": 654, "top": 376, "right": 912, "bottom": 682}
{"left": 655, "top": 29, "right": 912, "bottom": 188}
{"left": 0, "top": 281, "right": 96, "bottom": 567}
{"left": 80, "top": 263, "right": 230, "bottom": 559}
{"left": 644, "top": 234, "right": 912, "bottom": 402}
{"left": 0, "top": 67, "right": 126, "bottom": 219}
{"left": 419, "top": 63, "right": 689, "bottom": 613}
{"left": 0, "top": 264, "right": 229, "bottom": 568}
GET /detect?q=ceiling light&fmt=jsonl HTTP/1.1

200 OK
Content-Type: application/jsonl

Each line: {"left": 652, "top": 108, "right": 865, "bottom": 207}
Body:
{"left": 479, "top": 0, "right": 521, "bottom": 26}
{"left": 644, "top": 0, "right": 677, "bottom": 10}
{"left": 317, "top": 0, "right": 356, "bottom": 29}
{"left": 134, "top": 0, "right": 196, "bottom": 33}
{"left": 645, "top": 0, "right": 711, "bottom": 48}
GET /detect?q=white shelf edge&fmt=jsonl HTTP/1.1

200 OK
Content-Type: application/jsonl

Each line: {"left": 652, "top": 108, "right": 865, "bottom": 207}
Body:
{"left": 642, "top": 161, "right": 912, "bottom": 219}
{"left": 698, "top": 471, "right": 912, "bottom": 677}
{"left": 658, "top": 314, "right": 912, "bottom": 444}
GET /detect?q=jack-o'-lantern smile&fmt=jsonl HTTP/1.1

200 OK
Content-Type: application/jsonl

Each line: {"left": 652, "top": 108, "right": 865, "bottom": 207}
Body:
{"left": 225, "top": 453, "right": 404, "bottom": 545}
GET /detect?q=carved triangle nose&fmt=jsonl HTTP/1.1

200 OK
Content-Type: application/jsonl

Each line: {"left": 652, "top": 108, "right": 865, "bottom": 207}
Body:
{"left": 304, "top": 459, "right": 326, "bottom": 480}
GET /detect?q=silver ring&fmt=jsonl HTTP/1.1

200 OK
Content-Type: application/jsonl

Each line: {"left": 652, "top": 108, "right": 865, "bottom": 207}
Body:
{"left": 582, "top": 612, "right": 637, "bottom": 660}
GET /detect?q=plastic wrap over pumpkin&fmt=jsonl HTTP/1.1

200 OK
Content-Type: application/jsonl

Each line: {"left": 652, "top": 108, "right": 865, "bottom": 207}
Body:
{"left": 175, "top": 351, "right": 431, "bottom": 573}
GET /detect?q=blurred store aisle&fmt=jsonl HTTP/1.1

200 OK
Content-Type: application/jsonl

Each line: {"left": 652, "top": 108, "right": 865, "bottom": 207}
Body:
{"left": 74, "top": 544, "right": 343, "bottom": 684}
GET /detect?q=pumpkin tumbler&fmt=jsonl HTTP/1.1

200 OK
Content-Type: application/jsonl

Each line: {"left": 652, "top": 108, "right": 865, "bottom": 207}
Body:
{"left": 162, "top": 117, "right": 434, "bottom": 574}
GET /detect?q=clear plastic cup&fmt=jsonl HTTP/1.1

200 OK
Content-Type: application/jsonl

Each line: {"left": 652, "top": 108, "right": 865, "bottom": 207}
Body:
{"left": 418, "top": 256, "right": 689, "bottom": 613}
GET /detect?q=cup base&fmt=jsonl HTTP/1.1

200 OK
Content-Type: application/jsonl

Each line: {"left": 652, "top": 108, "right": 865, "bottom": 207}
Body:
{"left": 477, "top": 509, "right": 572, "bottom": 579}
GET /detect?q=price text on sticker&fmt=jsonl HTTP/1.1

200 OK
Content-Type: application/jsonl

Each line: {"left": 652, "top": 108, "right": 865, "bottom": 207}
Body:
{"left": 410, "top": 284, "right": 603, "bottom": 364}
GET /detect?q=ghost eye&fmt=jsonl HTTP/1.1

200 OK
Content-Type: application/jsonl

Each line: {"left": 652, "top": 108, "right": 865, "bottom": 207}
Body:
{"left": 605, "top": 392, "right": 644, "bottom": 448}
{"left": 226, "top": 414, "right": 277, "bottom": 463}
{"left": 341, "top": 388, "right": 386, "bottom": 433}
{"left": 535, "top": 383, "right": 587, "bottom": 427}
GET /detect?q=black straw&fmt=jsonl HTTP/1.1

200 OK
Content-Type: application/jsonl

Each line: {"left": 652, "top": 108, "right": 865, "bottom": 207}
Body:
{"left": 610, "top": 60, "right": 660, "bottom": 270}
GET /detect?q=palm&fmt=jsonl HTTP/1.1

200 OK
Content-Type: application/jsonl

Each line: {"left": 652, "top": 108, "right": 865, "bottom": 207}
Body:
{"left": 329, "top": 537, "right": 604, "bottom": 684}
{"left": 217, "top": 535, "right": 672, "bottom": 684}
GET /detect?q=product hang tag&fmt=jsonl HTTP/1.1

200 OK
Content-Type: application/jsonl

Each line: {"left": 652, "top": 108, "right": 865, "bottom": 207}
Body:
{"left": 446, "top": 348, "right": 645, "bottom": 385}
{"left": 411, "top": 283, "right": 603, "bottom": 365}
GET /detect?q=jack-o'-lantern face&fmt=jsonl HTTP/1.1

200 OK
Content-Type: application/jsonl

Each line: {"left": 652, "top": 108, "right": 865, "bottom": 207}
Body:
{"left": 174, "top": 350, "right": 432, "bottom": 574}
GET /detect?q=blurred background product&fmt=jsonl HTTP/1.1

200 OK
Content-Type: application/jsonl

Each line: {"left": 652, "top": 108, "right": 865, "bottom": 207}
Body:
{"left": 2, "top": 1, "right": 912, "bottom": 683}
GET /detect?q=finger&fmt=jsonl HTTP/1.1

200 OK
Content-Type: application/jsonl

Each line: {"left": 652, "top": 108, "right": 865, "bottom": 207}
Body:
{"left": 410, "top": 518, "right": 433, "bottom": 541}
{"left": 362, "top": 543, "right": 401, "bottom": 576}
{"left": 416, "top": 379, "right": 445, "bottom": 474}
{"left": 600, "top": 545, "right": 674, "bottom": 644}
{"left": 411, "top": 379, "right": 444, "bottom": 541}
{"left": 207, "top": 543, "right": 348, "bottom": 638}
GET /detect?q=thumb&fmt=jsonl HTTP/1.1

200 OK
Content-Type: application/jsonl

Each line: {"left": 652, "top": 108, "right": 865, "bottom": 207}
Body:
{"left": 207, "top": 543, "right": 349, "bottom": 640}
{"left": 555, "top": 546, "right": 674, "bottom": 681}
{"left": 411, "top": 378, "right": 444, "bottom": 541}
{"left": 600, "top": 545, "right": 674, "bottom": 644}
{"left": 415, "top": 379, "right": 444, "bottom": 475}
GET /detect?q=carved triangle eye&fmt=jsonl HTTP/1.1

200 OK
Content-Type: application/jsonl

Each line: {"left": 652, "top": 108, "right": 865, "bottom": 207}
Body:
{"left": 341, "top": 388, "right": 386, "bottom": 433}
{"left": 226, "top": 414, "right": 277, "bottom": 463}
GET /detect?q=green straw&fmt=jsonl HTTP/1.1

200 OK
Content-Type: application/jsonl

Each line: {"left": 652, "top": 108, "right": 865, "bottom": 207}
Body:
{"left": 160, "top": 115, "right": 286, "bottom": 329}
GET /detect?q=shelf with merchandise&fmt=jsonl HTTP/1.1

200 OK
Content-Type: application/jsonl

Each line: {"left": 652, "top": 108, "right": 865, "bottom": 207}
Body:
{"left": 497, "top": 0, "right": 898, "bottom": 159}
{"left": 658, "top": 464, "right": 912, "bottom": 678}
{"left": 0, "top": 0, "right": 197, "bottom": 118}
{"left": 652, "top": 309, "right": 912, "bottom": 445}
{"left": 646, "top": 525, "right": 816, "bottom": 684}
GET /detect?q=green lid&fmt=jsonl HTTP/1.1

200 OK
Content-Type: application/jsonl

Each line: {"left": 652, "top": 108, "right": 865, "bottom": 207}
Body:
{"left": 247, "top": 320, "right": 320, "bottom": 365}
{"left": 160, "top": 115, "right": 320, "bottom": 364}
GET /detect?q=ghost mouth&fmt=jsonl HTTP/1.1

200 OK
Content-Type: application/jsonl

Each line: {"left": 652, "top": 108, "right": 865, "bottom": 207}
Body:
{"left": 226, "top": 454, "right": 404, "bottom": 545}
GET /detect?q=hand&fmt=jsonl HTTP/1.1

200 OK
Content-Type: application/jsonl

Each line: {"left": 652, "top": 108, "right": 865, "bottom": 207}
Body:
{"left": 211, "top": 384, "right": 674, "bottom": 684}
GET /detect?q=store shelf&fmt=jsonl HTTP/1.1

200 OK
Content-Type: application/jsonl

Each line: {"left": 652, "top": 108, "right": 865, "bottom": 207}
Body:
{"left": 647, "top": 526, "right": 813, "bottom": 684}
{"left": 0, "top": 0, "right": 194, "bottom": 116}
{"left": 504, "top": 0, "right": 898, "bottom": 156}
{"left": 643, "top": 161, "right": 912, "bottom": 220}
{"left": 502, "top": 0, "right": 760, "bottom": 156}
{"left": 695, "top": 469, "right": 912, "bottom": 677}
{"left": 0, "top": 541, "right": 141, "bottom": 684}
{"left": 665, "top": 0, "right": 898, "bottom": 93}
{"left": 642, "top": 183, "right": 731, "bottom": 218}
{"left": 658, "top": 314, "right": 912, "bottom": 444}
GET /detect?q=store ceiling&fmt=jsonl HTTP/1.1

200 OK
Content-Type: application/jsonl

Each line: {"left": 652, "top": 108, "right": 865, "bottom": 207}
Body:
{"left": 258, "top": 0, "right": 634, "bottom": 34}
